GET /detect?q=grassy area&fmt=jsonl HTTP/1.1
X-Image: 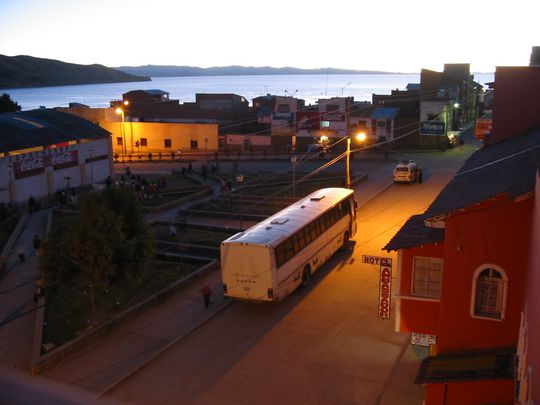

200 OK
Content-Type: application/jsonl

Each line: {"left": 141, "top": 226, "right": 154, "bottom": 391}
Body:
{"left": 152, "top": 224, "right": 236, "bottom": 245}
{"left": 41, "top": 257, "right": 202, "bottom": 352}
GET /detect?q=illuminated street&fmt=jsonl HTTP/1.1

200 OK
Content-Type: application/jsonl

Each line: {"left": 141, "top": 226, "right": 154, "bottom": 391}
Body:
{"left": 105, "top": 141, "right": 478, "bottom": 404}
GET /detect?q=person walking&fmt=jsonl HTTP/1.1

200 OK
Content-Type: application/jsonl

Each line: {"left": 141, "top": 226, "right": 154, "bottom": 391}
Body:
{"left": 33, "top": 234, "right": 41, "bottom": 256}
{"left": 18, "top": 248, "right": 25, "bottom": 263}
{"left": 201, "top": 284, "right": 212, "bottom": 309}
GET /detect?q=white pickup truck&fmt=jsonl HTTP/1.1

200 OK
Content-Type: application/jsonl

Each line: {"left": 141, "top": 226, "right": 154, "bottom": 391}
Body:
{"left": 393, "top": 160, "right": 422, "bottom": 184}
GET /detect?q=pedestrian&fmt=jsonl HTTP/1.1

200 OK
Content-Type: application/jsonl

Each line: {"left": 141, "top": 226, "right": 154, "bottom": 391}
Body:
{"left": 187, "top": 162, "right": 193, "bottom": 173}
{"left": 18, "top": 248, "right": 25, "bottom": 263}
{"left": 201, "top": 283, "right": 212, "bottom": 309}
{"left": 227, "top": 179, "right": 232, "bottom": 192}
{"left": 220, "top": 177, "right": 226, "bottom": 192}
{"left": 33, "top": 234, "right": 41, "bottom": 256}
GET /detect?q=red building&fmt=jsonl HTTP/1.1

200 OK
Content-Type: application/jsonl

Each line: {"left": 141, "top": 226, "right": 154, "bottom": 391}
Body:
{"left": 384, "top": 63, "right": 540, "bottom": 404}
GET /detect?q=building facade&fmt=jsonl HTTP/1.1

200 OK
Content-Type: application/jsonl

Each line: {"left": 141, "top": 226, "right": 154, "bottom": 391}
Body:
{"left": 0, "top": 109, "right": 112, "bottom": 204}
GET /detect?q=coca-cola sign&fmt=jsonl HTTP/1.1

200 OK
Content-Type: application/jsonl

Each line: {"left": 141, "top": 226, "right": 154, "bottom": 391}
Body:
{"left": 12, "top": 150, "right": 79, "bottom": 178}
{"left": 13, "top": 157, "right": 45, "bottom": 178}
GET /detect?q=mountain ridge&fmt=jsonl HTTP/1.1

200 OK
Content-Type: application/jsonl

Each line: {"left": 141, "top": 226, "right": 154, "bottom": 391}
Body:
{"left": 115, "top": 65, "right": 401, "bottom": 77}
{"left": 0, "top": 55, "right": 150, "bottom": 89}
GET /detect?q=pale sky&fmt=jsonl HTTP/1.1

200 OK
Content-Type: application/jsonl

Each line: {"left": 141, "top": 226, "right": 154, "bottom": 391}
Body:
{"left": 0, "top": 0, "right": 538, "bottom": 73}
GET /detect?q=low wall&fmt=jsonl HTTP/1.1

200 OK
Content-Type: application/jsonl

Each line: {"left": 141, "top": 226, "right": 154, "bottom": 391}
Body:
{"left": 31, "top": 259, "right": 219, "bottom": 374}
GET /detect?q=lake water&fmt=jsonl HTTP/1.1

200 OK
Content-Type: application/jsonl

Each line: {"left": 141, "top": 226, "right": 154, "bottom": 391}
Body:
{"left": 1, "top": 73, "right": 494, "bottom": 111}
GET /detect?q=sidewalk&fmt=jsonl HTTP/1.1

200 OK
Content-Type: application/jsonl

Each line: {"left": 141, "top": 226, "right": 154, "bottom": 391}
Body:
{"left": 0, "top": 209, "right": 49, "bottom": 370}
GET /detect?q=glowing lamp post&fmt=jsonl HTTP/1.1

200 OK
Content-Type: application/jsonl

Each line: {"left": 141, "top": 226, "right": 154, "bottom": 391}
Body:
{"left": 346, "top": 131, "right": 366, "bottom": 189}
{"left": 115, "top": 100, "right": 129, "bottom": 164}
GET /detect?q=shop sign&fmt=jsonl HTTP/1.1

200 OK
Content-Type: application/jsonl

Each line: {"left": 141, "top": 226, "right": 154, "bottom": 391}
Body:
{"left": 411, "top": 332, "right": 437, "bottom": 347}
{"left": 322, "top": 112, "right": 345, "bottom": 122}
{"left": 12, "top": 150, "right": 79, "bottom": 178}
{"left": 420, "top": 121, "right": 445, "bottom": 135}
{"left": 295, "top": 112, "right": 321, "bottom": 131}
{"left": 378, "top": 265, "right": 392, "bottom": 319}
{"left": 475, "top": 118, "right": 492, "bottom": 140}
{"left": 362, "top": 255, "right": 392, "bottom": 267}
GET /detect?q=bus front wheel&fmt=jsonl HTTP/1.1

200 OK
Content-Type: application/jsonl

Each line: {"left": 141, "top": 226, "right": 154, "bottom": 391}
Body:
{"left": 301, "top": 267, "right": 311, "bottom": 288}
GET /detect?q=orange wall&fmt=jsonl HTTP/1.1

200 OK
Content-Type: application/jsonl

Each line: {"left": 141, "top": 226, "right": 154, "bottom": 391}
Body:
{"left": 426, "top": 380, "right": 514, "bottom": 405}
{"left": 437, "top": 196, "right": 533, "bottom": 352}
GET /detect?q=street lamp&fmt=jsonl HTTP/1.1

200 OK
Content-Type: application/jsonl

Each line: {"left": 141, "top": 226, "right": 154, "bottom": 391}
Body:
{"left": 346, "top": 131, "right": 366, "bottom": 189}
{"left": 291, "top": 155, "right": 297, "bottom": 198}
{"left": 235, "top": 174, "right": 244, "bottom": 229}
{"left": 341, "top": 82, "right": 352, "bottom": 97}
{"left": 115, "top": 100, "right": 129, "bottom": 163}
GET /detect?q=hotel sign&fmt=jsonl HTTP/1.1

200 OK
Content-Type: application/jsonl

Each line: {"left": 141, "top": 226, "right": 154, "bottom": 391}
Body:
{"left": 411, "top": 333, "right": 437, "bottom": 347}
{"left": 378, "top": 265, "right": 392, "bottom": 319}
{"left": 362, "top": 255, "right": 392, "bottom": 267}
{"left": 420, "top": 121, "right": 445, "bottom": 135}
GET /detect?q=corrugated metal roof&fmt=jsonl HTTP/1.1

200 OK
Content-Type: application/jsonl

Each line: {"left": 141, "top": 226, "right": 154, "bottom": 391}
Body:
{"left": 0, "top": 109, "right": 110, "bottom": 153}
{"left": 143, "top": 89, "right": 169, "bottom": 96}
{"left": 371, "top": 107, "right": 399, "bottom": 119}
{"left": 416, "top": 346, "right": 515, "bottom": 384}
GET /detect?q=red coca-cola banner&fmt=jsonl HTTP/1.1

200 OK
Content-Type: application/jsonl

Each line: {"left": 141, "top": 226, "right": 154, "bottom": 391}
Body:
{"left": 13, "top": 150, "right": 79, "bottom": 179}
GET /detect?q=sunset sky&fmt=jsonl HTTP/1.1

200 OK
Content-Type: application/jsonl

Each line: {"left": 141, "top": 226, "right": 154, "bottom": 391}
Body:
{"left": 0, "top": 0, "right": 538, "bottom": 73}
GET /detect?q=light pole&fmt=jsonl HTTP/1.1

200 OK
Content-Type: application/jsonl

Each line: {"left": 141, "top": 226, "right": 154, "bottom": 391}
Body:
{"left": 346, "top": 131, "right": 366, "bottom": 189}
{"left": 235, "top": 174, "right": 244, "bottom": 229}
{"left": 115, "top": 100, "right": 129, "bottom": 164}
{"left": 290, "top": 155, "right": 298, "bottom": 198}
{"left": 341, "top": 82, "right": 352, "bottom": 97}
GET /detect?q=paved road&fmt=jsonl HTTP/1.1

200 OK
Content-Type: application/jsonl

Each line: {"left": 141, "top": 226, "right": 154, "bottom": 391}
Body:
{"left": 104, "top": 144, "right": 479, "bottom": 404}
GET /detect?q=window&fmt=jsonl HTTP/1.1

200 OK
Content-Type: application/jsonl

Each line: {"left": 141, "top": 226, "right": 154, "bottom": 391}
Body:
{"left": 190, "top": 140, "right": 198, "bottom": 150}
{"left": 412, "top": 257, "right": 442, "bottom": 298}
{"left": 164, "top": 139, "right": 172, "bottom": 148}
{"left": 140, "top": 138, "right": 148, "bottom": 147}
{"left": 472, "top": 266, "right": 507, "bottom": 320}
{"left": 377, "top": 120, "right": 386, "bottom": 128}
{"left": 326, "top": 104, "right": 339, "bottom": 112}
{"left": 116, "top": 137, "right": 123, "bottom": 146}
{"left": 277, "top": 104, "right": 290, "bottom": 113}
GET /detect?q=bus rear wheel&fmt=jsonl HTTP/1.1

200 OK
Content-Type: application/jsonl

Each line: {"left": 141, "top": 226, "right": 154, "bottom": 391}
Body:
{"left": 341, "top": 231, "right": 350, "bottom": 250}
{"left": 301, "top": 267, "right": 311, "bottom": 288}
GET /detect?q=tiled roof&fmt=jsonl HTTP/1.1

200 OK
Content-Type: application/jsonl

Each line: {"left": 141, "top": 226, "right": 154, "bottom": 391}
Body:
{"left": 384, "top": 214, "right": 444, "bottom": 252}
{"left": 0, "top": 109, "right": 110, "bottom": 153}
{"left": 416, "top": 346, "right": 515, "bottom": 384}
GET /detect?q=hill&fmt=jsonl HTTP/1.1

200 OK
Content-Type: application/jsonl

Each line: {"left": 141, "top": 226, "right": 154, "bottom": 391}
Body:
{"left": 115, "top": 65, "right": 394, "bottom": 77}
{"left": 0, "top": 55, "right": 150, "bottom": 89}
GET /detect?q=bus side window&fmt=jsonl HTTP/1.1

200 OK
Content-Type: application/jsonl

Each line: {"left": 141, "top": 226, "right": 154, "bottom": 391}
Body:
{"left": 275, "top": 245, "right": 285, "bottom": 268}
{"left": 284, "top": 238, "right": 294, "bottom": 262}
{"left": 309, "top": 222, "right": 318, "bottom": 241}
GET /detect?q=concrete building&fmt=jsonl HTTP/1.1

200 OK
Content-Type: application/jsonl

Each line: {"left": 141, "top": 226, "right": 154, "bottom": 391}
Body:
{"left": 0, "top": 109, "right": 112, "bottom": 204}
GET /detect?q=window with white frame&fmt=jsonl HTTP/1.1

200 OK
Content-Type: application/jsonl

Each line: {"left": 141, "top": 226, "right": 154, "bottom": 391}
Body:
{"left": 472, "top": 266, "right": 507, "bottom": 320}
{"left": 412, "top": 257, "right": 443, "bottom": 298}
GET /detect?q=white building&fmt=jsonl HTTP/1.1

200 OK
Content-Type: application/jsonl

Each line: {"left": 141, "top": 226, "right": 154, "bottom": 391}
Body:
{"left": 0, "top": 109, "right": 113, "bottom": 204}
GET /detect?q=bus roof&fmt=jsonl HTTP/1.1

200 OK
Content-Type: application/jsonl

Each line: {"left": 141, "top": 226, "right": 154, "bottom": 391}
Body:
{"left": 222, "top": 187, "right": 354, "bottom": 247}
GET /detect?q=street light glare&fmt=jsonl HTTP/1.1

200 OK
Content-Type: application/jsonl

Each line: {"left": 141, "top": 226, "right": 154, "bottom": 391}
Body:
{"left": 115, "top": 107, "right": 123, "bottom": 115}
{"left": 123, "top": 100, "right": 129, "bottom": 106}
{"left": 355, "top": 132, "right": 367, "bottom": 142}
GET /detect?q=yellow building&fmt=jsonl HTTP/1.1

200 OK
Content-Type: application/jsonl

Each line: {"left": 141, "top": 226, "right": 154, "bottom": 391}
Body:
{"left": 57, "top": 106, "right": 219, "bottom": 158}
{"left": 100, "top": 120, "right": 218, "bottom": 158}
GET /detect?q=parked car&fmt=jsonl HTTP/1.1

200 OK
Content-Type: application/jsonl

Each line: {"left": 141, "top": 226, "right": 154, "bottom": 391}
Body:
{"left": 393, "top": 160, "right": 422, "bottom": 184}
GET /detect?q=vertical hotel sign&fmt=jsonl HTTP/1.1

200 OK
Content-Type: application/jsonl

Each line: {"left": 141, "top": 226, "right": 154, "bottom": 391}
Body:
{"left": 362, "top": 255, "right": 393, "bottom": 319}
{"left": 378, "top": 265, "right": 392, "bottom": 319}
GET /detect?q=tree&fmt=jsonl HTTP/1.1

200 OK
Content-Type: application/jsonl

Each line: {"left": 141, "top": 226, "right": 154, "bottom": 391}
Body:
{"left": 0, "top": 93, "right": 21, "bottom": 113}
{"left": 40, "top": 189, "right": 154, "bottom": 290}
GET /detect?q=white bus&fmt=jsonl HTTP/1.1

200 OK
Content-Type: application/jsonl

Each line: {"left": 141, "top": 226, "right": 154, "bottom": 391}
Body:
{"left": 220, "top": 187, "right": 357, "bottom": 302}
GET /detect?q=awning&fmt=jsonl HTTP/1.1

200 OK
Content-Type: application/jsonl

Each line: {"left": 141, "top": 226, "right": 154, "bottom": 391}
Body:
{"left": 416, "top": 346, "right": 515, "bottom": 384}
